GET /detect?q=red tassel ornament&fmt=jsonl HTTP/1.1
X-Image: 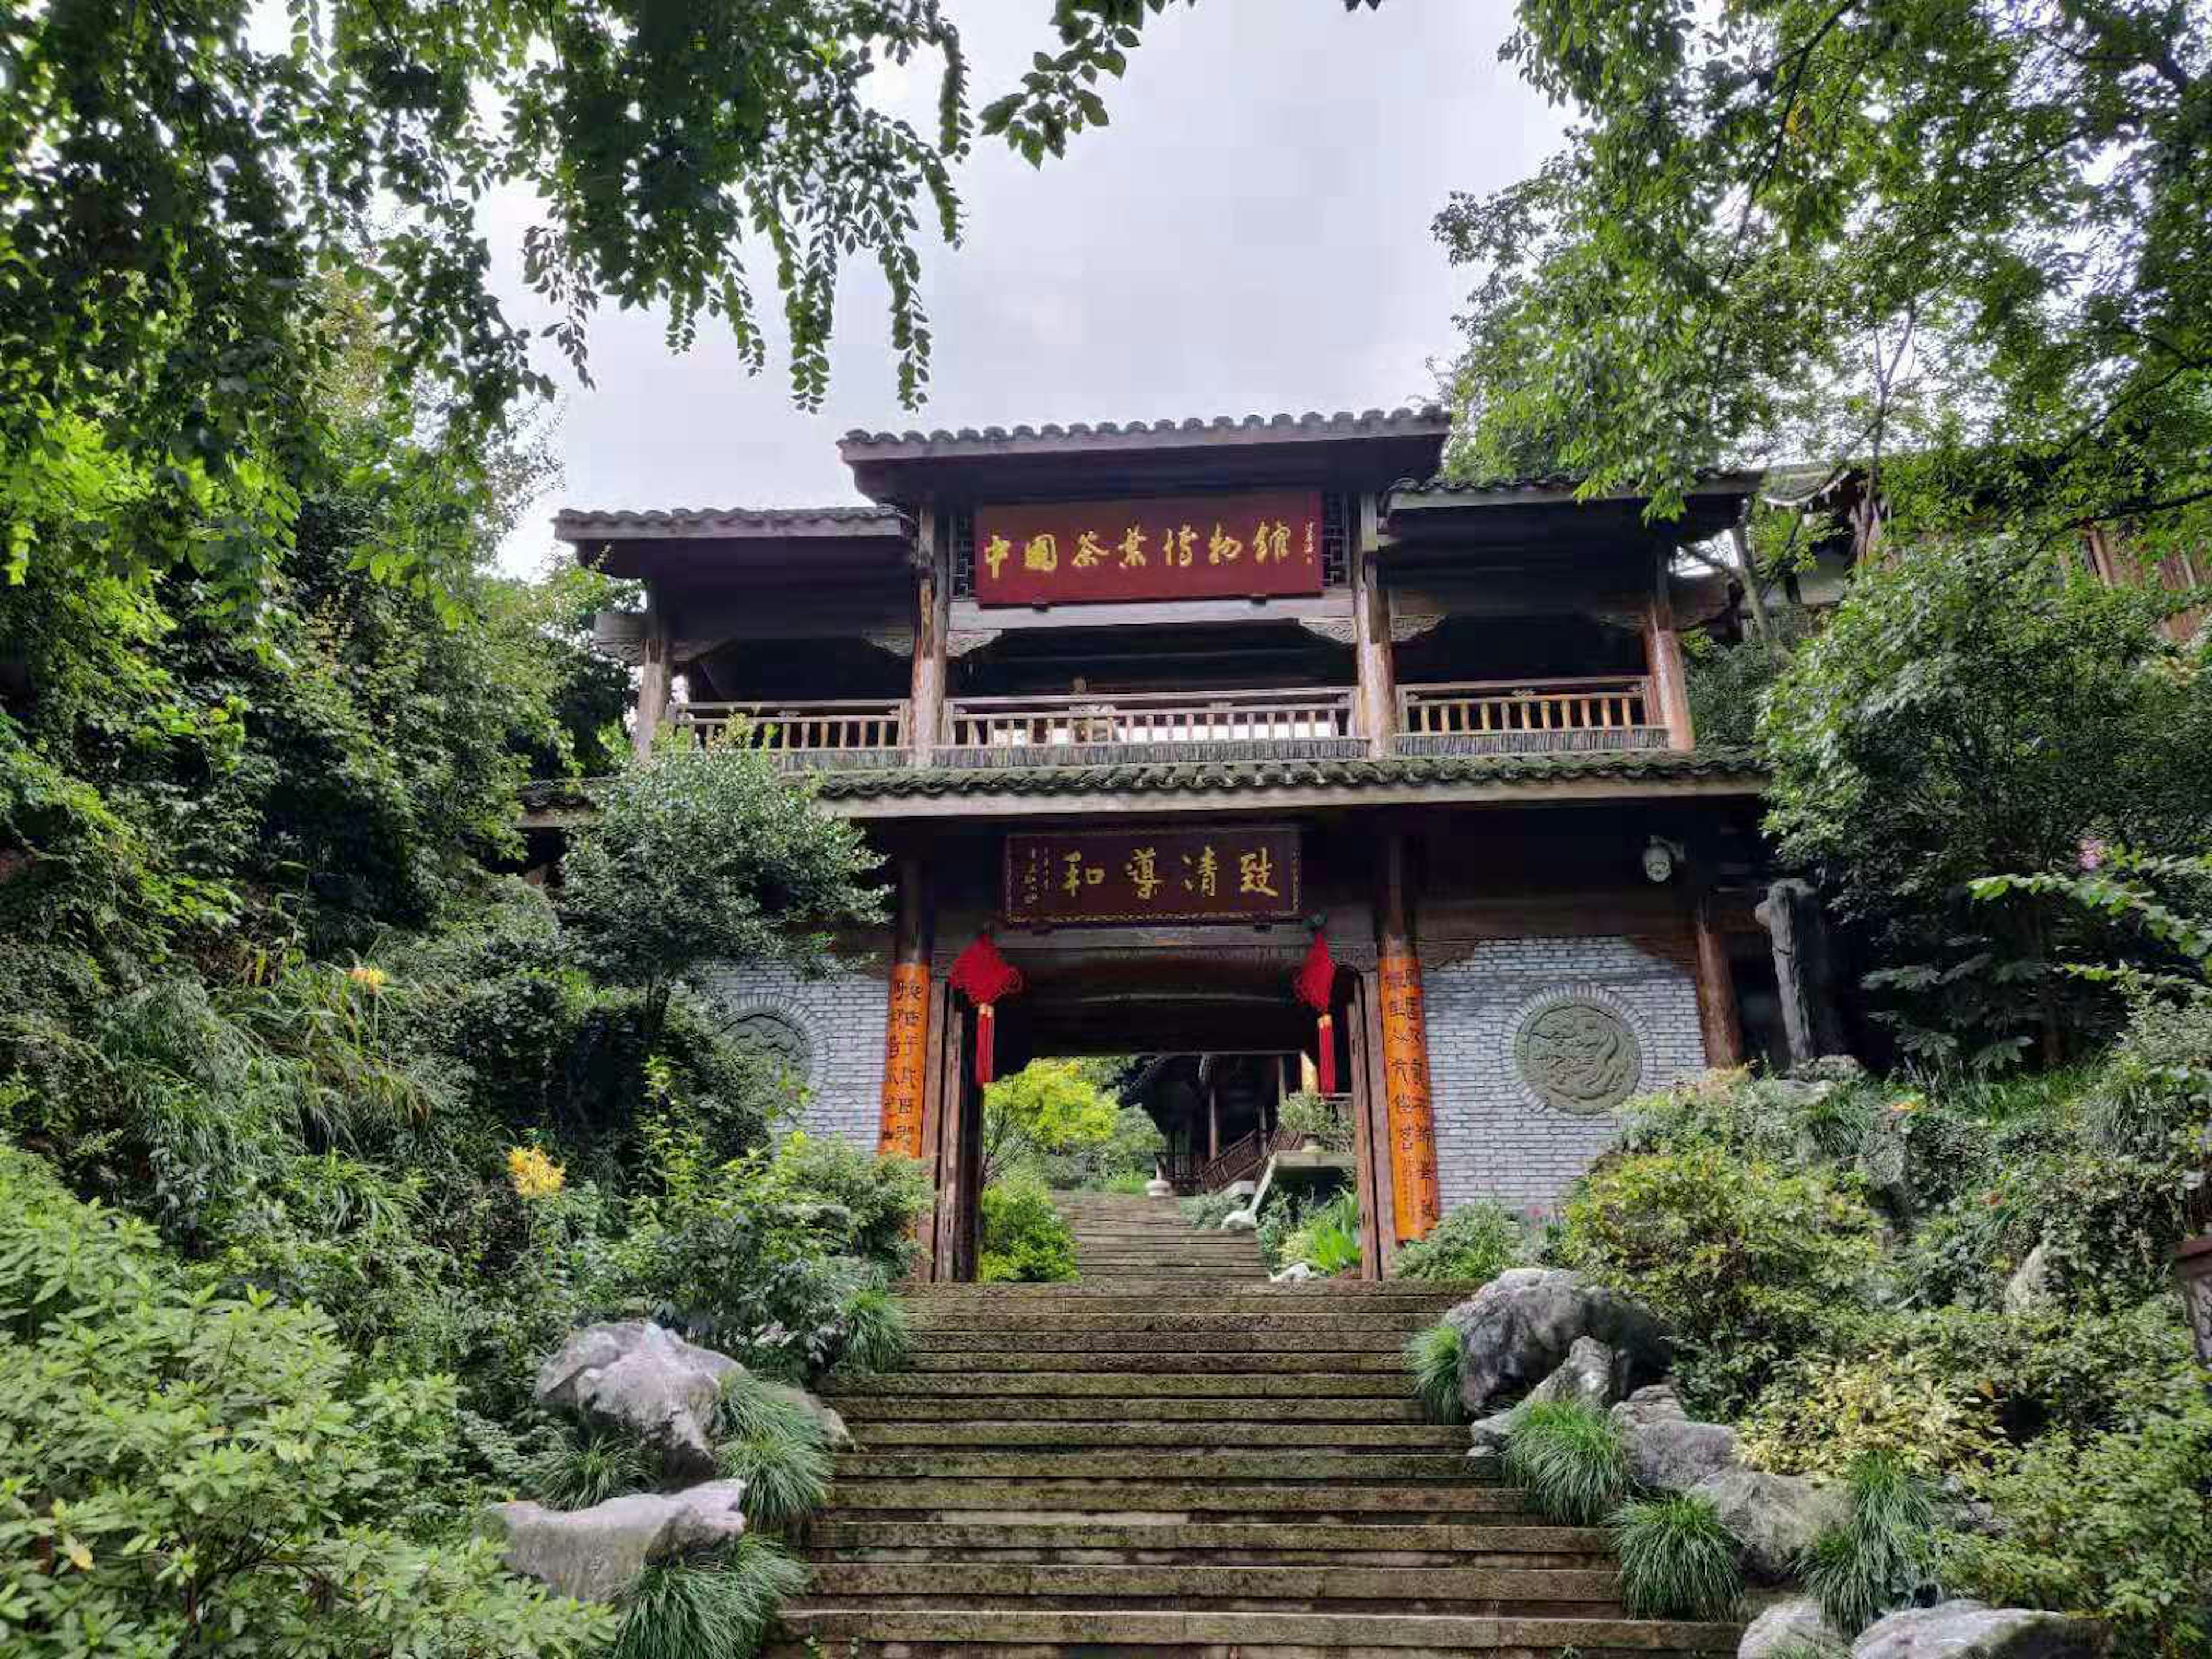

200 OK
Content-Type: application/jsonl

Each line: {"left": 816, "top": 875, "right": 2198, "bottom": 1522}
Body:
{"left": 949, "top": 931, "right": 1024, "bottom": 1087}
{"left": 1293, "top": 929, "right": 1339, "bottom": 1096}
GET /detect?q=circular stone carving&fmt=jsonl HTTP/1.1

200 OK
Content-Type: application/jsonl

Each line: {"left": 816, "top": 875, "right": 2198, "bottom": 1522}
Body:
{"left": 725, "top": 1007, "right": 815, "bottom": 1082}
{"left": 1515, "top": 999, "right": 1642, "bottom": 1116}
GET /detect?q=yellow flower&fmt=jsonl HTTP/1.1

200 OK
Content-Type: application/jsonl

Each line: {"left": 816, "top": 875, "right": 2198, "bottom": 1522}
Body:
{"left": 506, "top": 1145, "right": 565, "bottom": 1200}
{"left": 348, "top": 964, "right": 388, "bottom": 994}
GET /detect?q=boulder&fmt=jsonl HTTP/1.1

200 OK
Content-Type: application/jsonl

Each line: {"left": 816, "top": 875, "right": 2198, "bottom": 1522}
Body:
{"left": 1445, "top": 1267, "right": 1669, "bottom": 1415}
{"left": 1689, "top": 1467, "right": 1849, "bottom": 1585}
{"left": 2001, "top": 1241, "right": 2055, "bottom": 1316}
{"left": 763, "top": 1381, "right": 853, "bottom": 1451}
{"left": 1741, "top": 1596, "right": 1849, "bottom": 1658}
{"left": 1463, "top": 1338, "right": 1626, "bottom": 1456}
{"left": 536, "top": 1320, "right": 741, "bottom": 1478}
{"left": 1851, "top": 1601, "right": 2105, "bottom": 1658}
{"left": 1612, "top": 1385, "right": 1743, "bottom": 1493}
{"left": 486, "top": 1479, "right": 748, "bottom": 1603}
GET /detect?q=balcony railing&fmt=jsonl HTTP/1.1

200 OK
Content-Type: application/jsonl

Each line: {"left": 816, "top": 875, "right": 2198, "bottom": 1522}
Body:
{"left": 1395, "top": 676, "right": 1668, "bottom": 756}
{"left": 938, "top": 687, "right": 1364, "bottom": 769}
{"left": 671, "top": 699, "right": 911, "bottom": 770}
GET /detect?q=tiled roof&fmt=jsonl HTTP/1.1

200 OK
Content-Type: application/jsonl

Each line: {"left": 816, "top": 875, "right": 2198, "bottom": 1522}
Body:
{"left": 838, "top": 406, "right": 1448, "bottom": 452}
{"left": 1387, "top": 468, "right": 1764, "bottom": 503}
{"left": 553, "top": 504, "right": 903, "bottom": 539}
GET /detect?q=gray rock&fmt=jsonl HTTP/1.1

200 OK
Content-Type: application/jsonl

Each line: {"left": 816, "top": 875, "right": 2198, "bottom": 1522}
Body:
{"left": 1444, "top": 1267, "right": 1670, "bottom": 1414}
{"left": 1612, "top": 1385, "right": 1742, "bottom": 1492}
{"left": 1270, "top": 1262, "right": 1316, "bottom": 1283}
{"left": 486, "top": 1479, "right": 748, "bottom": 1603}
{"left": 1462, "top": 1338, "right": 1626, "bottom": 1456}
{"left": 2001, "top": 1241, "right": 2055, "bottom": 1316}
{"left": 1690, "top": 1466, "right": 1850, "bottom": 1584}
{"left": 762, "top": 1381, "right": 853, "bottom": 1451}
{"left": 536, "top": 1320, "right": 741, "bottom": 1478}
{"left": 1468, "top": 1409, "right": 1520, "bottom": 1456}
{"left": 1851, "top": 1601, "right": 2105, "bottom": 1658}
{"left": 1741, "top": 1596, "right": 1849, "bottom": 1658}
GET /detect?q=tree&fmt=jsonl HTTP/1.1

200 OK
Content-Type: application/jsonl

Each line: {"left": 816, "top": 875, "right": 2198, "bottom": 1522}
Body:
{"left": 1761, "top": 537, "right": 2212, "bottom": 1064}
{"left": 979, "top": 1058, "right": 1125, "bottom": 1187}
{"left": 557, "top": 743, "right": 886, "bottom": 1047}
{"left": 1438, "top": 0, "right": 2212, "bottom": 573}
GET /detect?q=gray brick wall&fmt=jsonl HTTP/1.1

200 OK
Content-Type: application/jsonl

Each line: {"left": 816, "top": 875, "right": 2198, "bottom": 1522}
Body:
{"left": 1422, "top": 936, "right": 1706, "bottom": 1215}
{"left": 692, "top": 961, "right": 888, "bottom": 1149}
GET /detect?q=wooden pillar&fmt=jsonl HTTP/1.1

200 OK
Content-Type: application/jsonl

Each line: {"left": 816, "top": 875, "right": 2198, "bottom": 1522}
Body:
{"left": 909, "top": 507, "right": 949, "bottom": 767}
{"left": 1206, "top": 1076, "right": 1220, "bottom": 1162}
{"left": 1355, "top": 968, "right": 1397, "bottom": 1275}
{"left": 1351, "top": 494, "right": 1398, "bottom": 759}
{"left": 1641, "top": 550, "right": 1695, "bottom": 750}
{"left": 632, "top": 585, "right": 672, "bottom": 761}
{"left": 877, "top": 856, "right": 933, "bottom": 1158}
{"left": 1375, "top": 834, "right": 1441, "bottom": 1243}
{"left": 1691, "top": 893, "right": 1745, "bottom": 1069}
{"left": 1757, "top": 877, "right": 1848, "bottom": 1066}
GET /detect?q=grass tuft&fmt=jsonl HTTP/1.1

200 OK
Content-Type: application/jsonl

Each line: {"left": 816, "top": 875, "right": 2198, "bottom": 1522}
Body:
{"left": 612, "top": 1540, "right": 809, "bottom": 1659}
{"left": 1802, "top": 1450, "right": 1940, "bottom": 1634}
{"left": 836, "top": 1283, "right": 910, "bottom": 1374}
{"left": 1405, "top": 1321, "right": 1467, "bottom": 1424}
{"left": 529, "top": 1422, "right": 657, "bottom": 1511}
{"left": 1609, "top": 1492, "right": 1744, "bottom": 1621}
{"left": 1502, "top": 1399, "right": 1631, "bottom": 1525}
{"left": 714, "top": 1371, "right": 831, "bottom": 1528}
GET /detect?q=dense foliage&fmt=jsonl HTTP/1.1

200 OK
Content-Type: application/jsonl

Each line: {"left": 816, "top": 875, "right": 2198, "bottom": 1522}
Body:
{"left": 978, "top": 1170, "right": 1080, "bottom": 1283}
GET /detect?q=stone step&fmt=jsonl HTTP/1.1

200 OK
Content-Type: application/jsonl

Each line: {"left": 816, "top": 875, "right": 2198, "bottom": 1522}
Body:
{"left": 832, "top": 1451, "right": 1476, "bottom": 1482}
{"left": 909, "top": 1329, "right": 1415, "bottom": 1355}
{"left": 765, "top": 1608, "right": 1742, "bottom": 1656}
{"left": 831, "top": 1407, "right": 1433, "bottom": 1433}
{"left": 904, "top": 1349, "right": 1406, "bottom": 1373}
{"left": 791, "top": 1560, "right": 1623, "bottom": 1615}
{"left": 819, "top": 1479, "right": 1532, "bottom": 1518}
{"left": 800, "top": 1520, "right": 1612, "bottom": 1567}
{"left": 849, "top": 1421, "right": 1467, "bottom": 1450}
{"left": 827, "top": 1370, "right": 1416, "bottom": 1399}
{"left": 907, "top": 1310, "right": 1439, "bottom": 1334}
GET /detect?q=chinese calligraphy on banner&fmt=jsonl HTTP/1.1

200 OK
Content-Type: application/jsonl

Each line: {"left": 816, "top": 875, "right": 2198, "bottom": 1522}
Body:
{"left": 877, "top": 963, "right": 931, "bottom": 1159}
{"left": 974, "top": 491, "right": 1325, "bottom": 607}
{"left": 1378, "top": 953, "right": 1442, "bottom": 1241}
{"left": 1003, "top": 827, "right": 1303, "bottom": 925}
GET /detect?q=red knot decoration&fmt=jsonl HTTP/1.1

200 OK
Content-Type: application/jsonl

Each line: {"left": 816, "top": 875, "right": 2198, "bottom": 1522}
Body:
{"left": 949, "top": 931, "right": 1024, "bottom": 1087}
{"left": 1293, "top": 928, "right": 1339, "bottom": 1096}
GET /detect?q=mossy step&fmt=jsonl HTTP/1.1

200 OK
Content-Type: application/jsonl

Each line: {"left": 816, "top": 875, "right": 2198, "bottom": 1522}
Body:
{"left": 907, "top": 1309, "right": 1437, "bottom": 1332}
{"left": 825, "top": 1370, "right": 1414, "bottom": 1398}
{"left": 904, "top": 1349, "right": 1406, "bottom": 1373}
{"left": 831, "top": 1451, "right": 1475, "bottom": 1481}
{"left": 798, "top": 1562, "right": 1619, "bottom": 1605}
{"left": 909, "top": 1330, "right": 1415, "bottom": 1355}
{"left": 799, "top": 1519, "right": 1611, "bottom": 1567}
{"left": 851, "top": 1422, "right": 1464, "bottom": 1450}
{"left": 831, "top": 1394, "right": 1430, "bottom": 1423}
{"left": 767, "top": 1607, "right": 1741, "bottom": 1655}
{"left": 818, "top": 1479, "right": 1530, "bottom": 1517}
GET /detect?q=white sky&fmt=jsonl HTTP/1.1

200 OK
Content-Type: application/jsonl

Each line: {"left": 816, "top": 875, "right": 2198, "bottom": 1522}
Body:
{"left": 484, "top": 1, "right": 1560, "bottom": 571}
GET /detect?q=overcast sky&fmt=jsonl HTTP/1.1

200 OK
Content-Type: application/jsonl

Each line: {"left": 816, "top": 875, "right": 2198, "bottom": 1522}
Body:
{"left": 485, "top": 2, "right": 1561, "bottom": 571}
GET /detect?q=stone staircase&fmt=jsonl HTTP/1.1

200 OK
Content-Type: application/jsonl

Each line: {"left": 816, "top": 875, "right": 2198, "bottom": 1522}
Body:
{"left": 778, "top": 1191, "right": 1738, "bottom": 1657}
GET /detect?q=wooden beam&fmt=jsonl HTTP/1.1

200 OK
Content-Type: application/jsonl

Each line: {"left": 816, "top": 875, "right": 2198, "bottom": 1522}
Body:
{"left": 632, "top": 584, "right": 673, "bottom": 760}
{"left": 910, "top": 508, "right": 949, "bottom": 766}
{"left": 1641, "top": 550, "right": 1696, "bottom": 750}
{"left": 1351, "top": 493, "right": 1397, "bottom": 759}
{"left": 1355, "top": 966, "right": 1397, "bottom": 1275}
{"left": 1692, "top": 892, "right": 1745, "bottom": 1069}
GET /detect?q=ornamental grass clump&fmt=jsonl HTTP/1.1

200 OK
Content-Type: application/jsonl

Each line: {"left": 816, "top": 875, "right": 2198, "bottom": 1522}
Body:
{"left": 1802, "top": 1451, "right": 1941, "bottom": 1635}
{"left": 1406, "top": 1320, "right": 1467, "bottom": 1425}
{"left": 1502, "top": 1400, "right": 1631, "bottom": 1525}
{"left": 612, "top": 1540, "right": 809, "bottom": 1659}
{"left": 714, "top": 1373, "right": 831, "bottom": 1529}
{"left": 531, "top": 1423, "right": 657, "bottom": 1511}
{"left": 836, "top": 1283, "right": 910, "bottom": 1374}
{"left": 1609, "top": 1493, "right": 1744, "bottom": 1622}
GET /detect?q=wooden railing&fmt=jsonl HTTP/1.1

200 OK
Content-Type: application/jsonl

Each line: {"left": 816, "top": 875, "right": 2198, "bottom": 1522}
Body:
{"left": 1195, "top": 1123, "right": 1312, "bottom": 1194}
{"left": 672, "top": 699, "right": 910, "bottom": 762}
{"left": 942, "top": 687, "right": 1358, "bottom": 763}
{"left": 1395, "top": 676, "right": 1667, "bottom": 753}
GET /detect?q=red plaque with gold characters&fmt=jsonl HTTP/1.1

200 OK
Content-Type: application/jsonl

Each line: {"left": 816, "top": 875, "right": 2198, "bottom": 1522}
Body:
{"left": 876, "top": 963, "right": 931, "bottom": 1159}
{"left": 974, "top": 491, "right": 1325, "bottom": 607}
{"left": 1003, "top": 827, "right": 1302, "bottom": 926}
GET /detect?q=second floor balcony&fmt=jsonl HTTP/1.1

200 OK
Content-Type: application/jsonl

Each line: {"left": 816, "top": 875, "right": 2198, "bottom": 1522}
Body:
{"left": 669, "top": 675, "right": 1675, "bottom": 772}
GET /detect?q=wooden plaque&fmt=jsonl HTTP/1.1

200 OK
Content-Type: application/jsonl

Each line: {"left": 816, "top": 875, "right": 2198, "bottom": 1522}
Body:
{"left": 1003, "top": 825, "right": 1304, "bottom": 926}
{"left": 974, "top": 491, "right": 1324, "bottom": 607}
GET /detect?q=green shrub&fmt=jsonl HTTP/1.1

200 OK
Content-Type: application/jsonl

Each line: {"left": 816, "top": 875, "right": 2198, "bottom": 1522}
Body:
{"left": 1278, "top": 1088, "right": 1351, "bottom": 1151}
{"left": 1392, "top": 1200, "right": 1528, "bottom": 1284}
{"left": 1802, "top": 1452, "right": 1941, "bottom": 1636}
{"left": 1557, "top": 1145, "right": 1882, "bottom": 1413}
{"left": 1503, "top": 1400, "right": 1631, "bottom": 1525}
{"left": 977, "top": 1172, "right": 1078, "bottom": 1283}
{"left": 0, "top": 1147, "right": 612, "bottom": 1659}
{"left": 1406, "top": 1321, "right": 1466, "bottom": 1425}
{"left": 834, "top": 1284, "right": 911, "bottom": 1374}
{"left": 1944, "top": 1389, "right": 2212, "bottom": 1659}
{"left": 1740, "top": 1347, "right": 1999, "bottom": 1480}
{"left": 1279, "top": 1190, "right": 1361, "bottom": 1277}
{"left": 1895, "top": 1300, "right": 2201, "bottom": 1446}
{"left": 1610, "top": 1493, "right": 1744, "bottom": 1622}
{"left": 612, "top": 1540, "right": 808, "bottom": 1659}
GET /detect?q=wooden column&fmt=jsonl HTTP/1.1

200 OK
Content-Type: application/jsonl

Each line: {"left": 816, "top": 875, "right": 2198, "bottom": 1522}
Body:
{"left": 1375, "top": 834, "right": 1441, "bottom": 1243}
{"left": 1206, "top": 1076, "right": 1220, "bottom": 1162}
{"left": 1351, "top": 494, "right": 1398, "bottom": 759}
{"left": 632, "top": 585, "right": 672, "bottom": 760}
{"left": 1641, "top": 550, "right": 1695, "bottom": 750}
{"left": 1691, "top": 893, "right": 1745, "bottom": 1069}
{"left": 909, "top": 507, "right": 949, "bottom": 767}
{"left": 877, "top": 856, "right": 933, "bottom": 1158}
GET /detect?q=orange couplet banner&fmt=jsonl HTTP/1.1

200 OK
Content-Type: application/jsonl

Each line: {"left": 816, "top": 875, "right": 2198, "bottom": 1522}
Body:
{"left": 1377, "top": 953, "right": 1441, "bottom": 1242}
{"left": 877, "top": 963, "right": 931, "bottom": 1159}
{"left": 974, "top": 490, "right": 1325, "bottom": 607}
